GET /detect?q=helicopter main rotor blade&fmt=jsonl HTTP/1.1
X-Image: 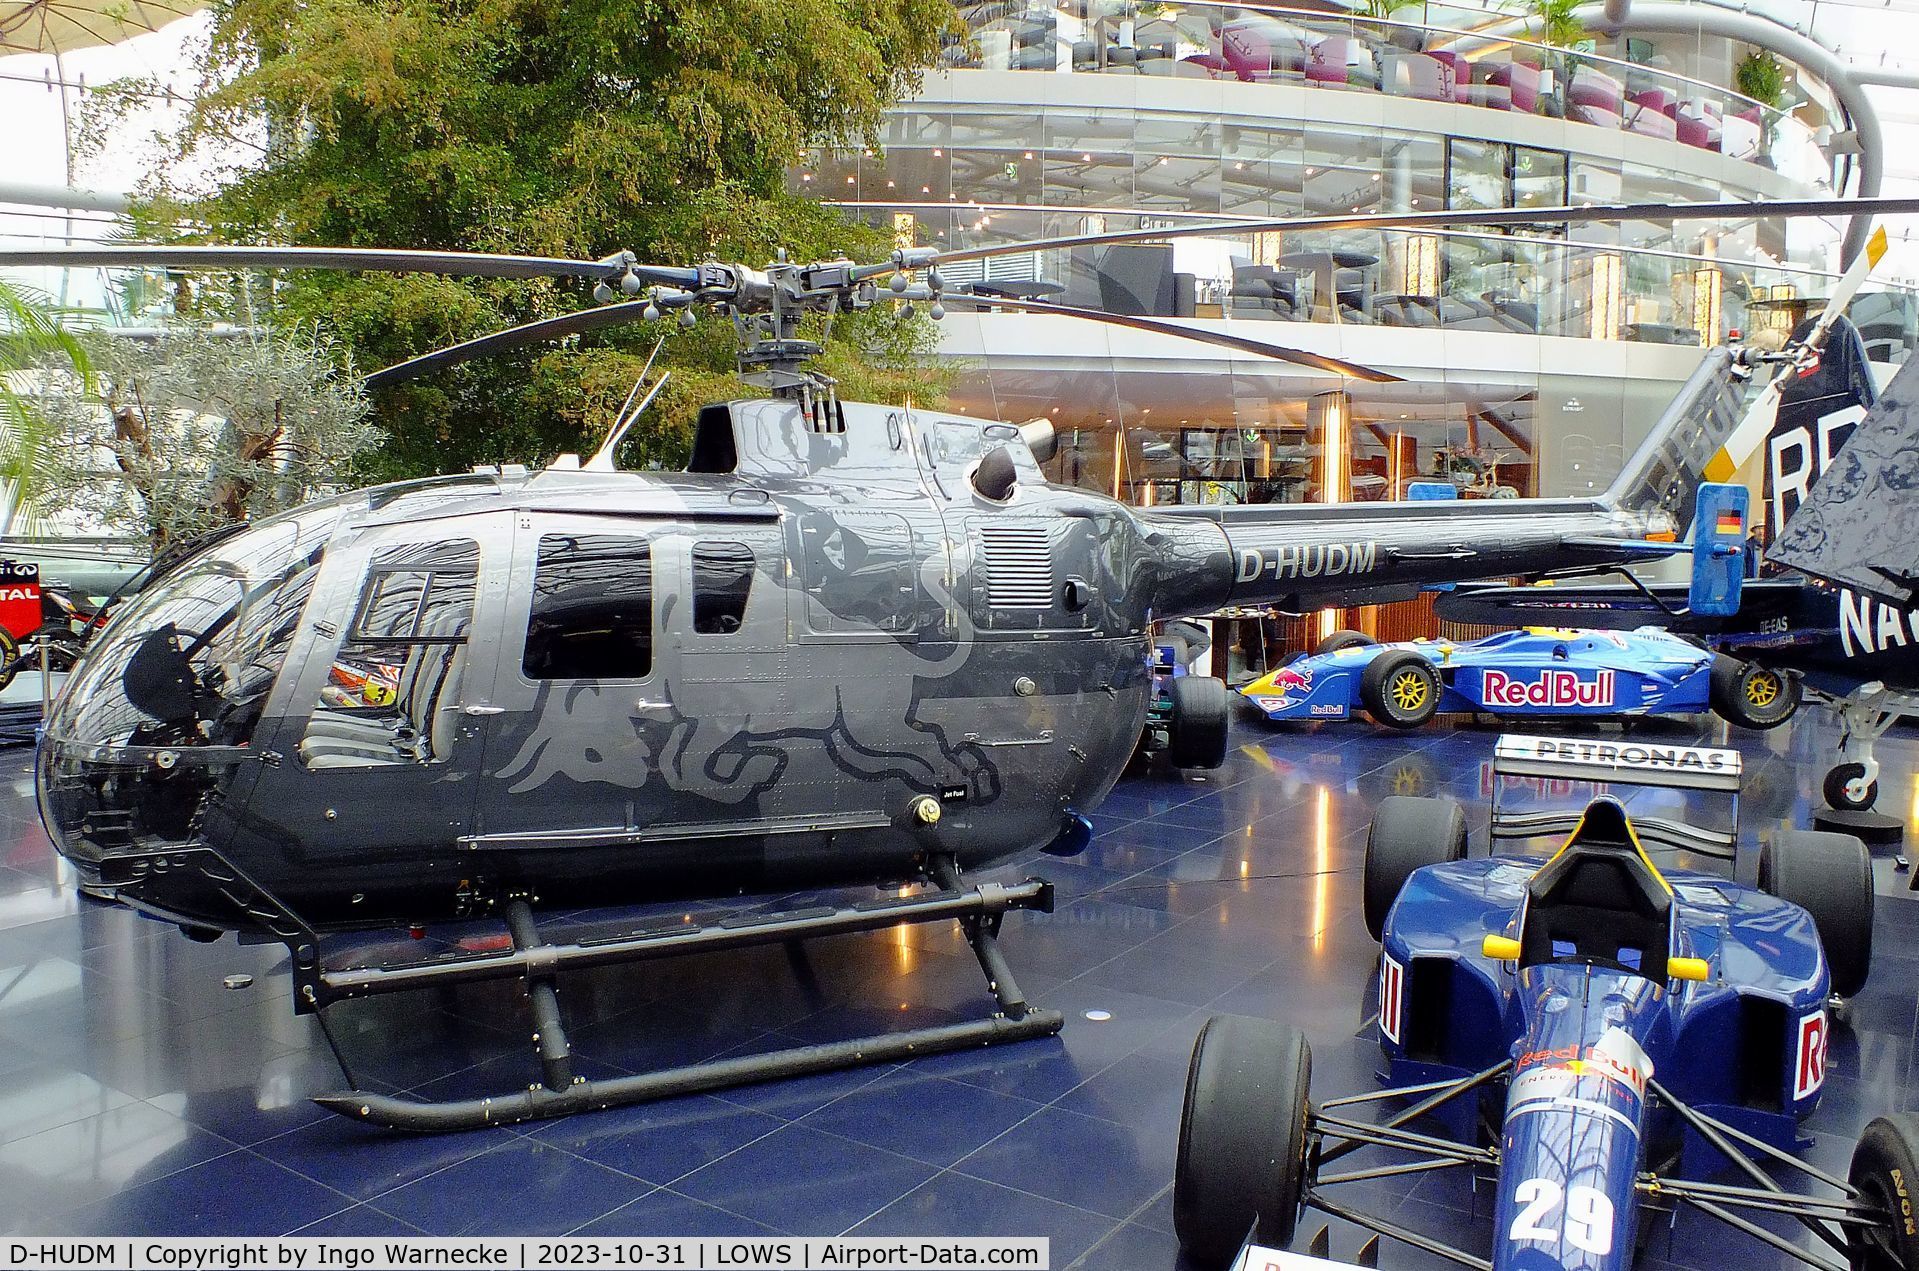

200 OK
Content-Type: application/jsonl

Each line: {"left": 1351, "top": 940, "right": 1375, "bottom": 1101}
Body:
{"left": 366, "top": 289, "right": 1407, "bottom": 388}
{"left": 935, "top": 196, "right": 1919, "bottom": 266}
{"left": 362, "top": 300, "right": 654, "bottom": 389}
{"left": 940, "top": 294, "right": 1400, "bottom": 382}
{"left": 0, "top": 244, "right": 700, "bottom": 288}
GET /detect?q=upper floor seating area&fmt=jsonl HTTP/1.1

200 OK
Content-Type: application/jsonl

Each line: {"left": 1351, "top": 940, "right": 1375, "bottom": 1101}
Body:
{"left": 947, "top": 1, "right": 1829, "bottom": 181}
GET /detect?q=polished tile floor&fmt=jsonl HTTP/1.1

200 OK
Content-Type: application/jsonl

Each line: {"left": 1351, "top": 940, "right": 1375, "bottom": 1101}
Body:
{"left": 0, "top": 707, "right": 1913, "bottom": 1269}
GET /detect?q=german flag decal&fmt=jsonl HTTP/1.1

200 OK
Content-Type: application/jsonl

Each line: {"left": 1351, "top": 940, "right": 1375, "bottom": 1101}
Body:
{"left": 1715, "top": 509, "right": 1744, "bottom": 536}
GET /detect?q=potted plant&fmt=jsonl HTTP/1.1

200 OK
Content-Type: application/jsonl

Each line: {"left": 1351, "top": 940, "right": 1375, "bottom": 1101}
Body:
{"left": 1734, "top": 48, "right": 1788, "bottom": 165}
{"left": 1524, "top": 0, "right": 1588, "bottom": 117}
{"left": 1527, "top": 0, "right": 1586, "bottom": 50}
{"left": 1361, "top": 0, "right": 1425, "bottom": 50}
{"left": 1734, "top": 47, "right": 1787, "bottom": 107}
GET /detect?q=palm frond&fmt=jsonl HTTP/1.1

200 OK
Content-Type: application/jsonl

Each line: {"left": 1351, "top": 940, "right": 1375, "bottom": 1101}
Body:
{"left": 0, "top": 278, "right": 99, "bottom": 532}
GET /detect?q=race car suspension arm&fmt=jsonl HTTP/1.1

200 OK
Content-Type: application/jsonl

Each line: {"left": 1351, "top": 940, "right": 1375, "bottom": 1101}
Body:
{"left": 1312, "top": 1111, "right": 1500, "bottom": 1168}
{"left": 1648, "top": 1178, "right": 1884, "bottom": 1226}
{"left": 1318, "top": 1155, "right": 1478, "bottom": 1187}
{"left": 1648, "top": 1077, "right": 1855, "bottom": 1259}
{"left": 1672, "top": 1092, "right": 1860, "bottom": 1197}
{"left": 1317, "top": 1059, "right": 1511, "bottom": 1168}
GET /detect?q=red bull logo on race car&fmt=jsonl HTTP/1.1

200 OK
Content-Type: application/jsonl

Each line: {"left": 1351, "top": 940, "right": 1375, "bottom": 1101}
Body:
{"left": 1795, "top": 1010, "right": 1828, "bottom": 1101}
{"left": 1482, "top": 669, "right": 1615, "bottom": 710}
{"left": 1515, "top": 1031, "right": 1651, "bottom": 1099}
{"left": 1253, "top": 664, "right": 1316, "bottom": 713}
{"left": 1269, "top": 665, "right": 1312, "bottom": 694}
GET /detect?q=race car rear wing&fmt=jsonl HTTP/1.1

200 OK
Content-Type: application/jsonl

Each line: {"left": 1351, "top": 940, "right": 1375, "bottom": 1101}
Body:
{"left": 1490, "top": 734, "right": 1742, "bottom": 860}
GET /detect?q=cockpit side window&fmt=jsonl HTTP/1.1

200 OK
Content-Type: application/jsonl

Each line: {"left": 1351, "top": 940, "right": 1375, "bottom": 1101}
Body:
{"left": 692, "top": 541, "right": 753, "bottom": 635}
{"left": 299, "top": 540, "right": 478, "bottom": 770}
{"left": 208, "top": 550, "right": 323, "bottom": 745}
{"left": 523, "top": 534, "right": 652, "bottom": 680}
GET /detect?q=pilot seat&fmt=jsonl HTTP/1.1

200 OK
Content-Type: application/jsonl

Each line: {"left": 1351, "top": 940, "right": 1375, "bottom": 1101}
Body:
{"left": 298, "top": 604, "right": 468, "bottom": 768}
{"left": 1516, "top": 798, "right": 1672, "bottom": 981}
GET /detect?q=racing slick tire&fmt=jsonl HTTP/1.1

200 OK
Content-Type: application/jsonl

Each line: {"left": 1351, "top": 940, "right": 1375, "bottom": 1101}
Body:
{"left": 1175, "top": 1015, "right": 1312, "bottom": 1269}
{"left": 1825, "top": 763, "right": 1881, "bottom": 812}
{"left": 1364, "top": 796, "right": 1468, "bottom": 941}
{"left": 0, "top": 627, "right": 19, "bottom": 694}
{"left": 1848, "top": 1114, "right": 1919, "bottom": 1271}
{"left": 1360, "top": 650, "right": 1442, "bottom": 730}
{"left": 1169, "top": 675, "right": 1232, "bottom": 770}
{"left": 1761, "top": 830, "right": 1874, "bottom": 999}
{"left": 1709, "top": 656, "right": 1800, "bottom": 730}
{"left": 1314, "top": 629, "right": 1374, "bottom": 657}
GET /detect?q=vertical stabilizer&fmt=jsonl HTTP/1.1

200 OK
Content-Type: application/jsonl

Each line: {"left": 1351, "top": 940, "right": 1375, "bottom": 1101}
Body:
{"left": 1772, "top": 349, "right": 1919, "bottom": 609}
{"left": 1604, "top": 348, "right": 1744, "bottom": 533}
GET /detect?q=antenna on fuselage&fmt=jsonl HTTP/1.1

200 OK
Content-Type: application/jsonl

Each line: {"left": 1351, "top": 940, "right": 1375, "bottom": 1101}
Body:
{"left": 586, "top": 338, "right": 669, "bottom": 472}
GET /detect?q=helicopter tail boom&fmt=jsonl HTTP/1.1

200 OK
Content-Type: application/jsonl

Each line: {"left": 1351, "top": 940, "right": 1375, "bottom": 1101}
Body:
{"left": 1145, "top": 495, "right": 1659, "bottom": 615}
{"left": 1143, "top": 346, "right": 1748, "bottom": 616}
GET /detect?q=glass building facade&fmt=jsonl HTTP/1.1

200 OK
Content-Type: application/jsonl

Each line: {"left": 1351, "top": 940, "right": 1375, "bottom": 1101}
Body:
{"left": 793, "top": 1, "right": 1919, "bottom": 510}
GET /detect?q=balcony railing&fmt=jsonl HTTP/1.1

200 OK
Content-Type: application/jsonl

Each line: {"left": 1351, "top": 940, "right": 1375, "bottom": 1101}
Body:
{"left": 836, "top": 202, "right": 1919, "bottom": 359}
{"left": 942, "top": 0, "right": 1832, "bottom": 188}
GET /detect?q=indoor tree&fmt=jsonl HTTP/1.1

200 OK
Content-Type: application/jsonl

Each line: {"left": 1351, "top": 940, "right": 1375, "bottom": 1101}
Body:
{"left": 31, "top": 323, "right": 373, "bottom": 549}
{"left": 93, "top": 0, "right": 961, "bottom": 480}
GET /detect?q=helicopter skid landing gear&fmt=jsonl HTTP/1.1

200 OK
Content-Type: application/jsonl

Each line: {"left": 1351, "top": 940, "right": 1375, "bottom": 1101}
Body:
{"left": 308, "top": 862, "right": 1062, "bottom": 1132}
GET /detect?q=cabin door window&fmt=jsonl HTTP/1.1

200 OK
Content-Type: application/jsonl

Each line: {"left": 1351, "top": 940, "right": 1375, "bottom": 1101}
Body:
{"left": 796, "top": 512, "right": 919, "bottom": 636}
{"left": 299, "top": 539, "right": 478, "bottom": 768}
{"left": 523, "top": 533, "right": 653, "bottom": 679}
{"left": 691, "top": 540, "right": 755, "bottom": 636}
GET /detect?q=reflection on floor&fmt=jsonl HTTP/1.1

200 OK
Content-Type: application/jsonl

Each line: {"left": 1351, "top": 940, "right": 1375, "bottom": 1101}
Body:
{"left": 0, "top": 710, "right": 1913, "bottom": 1268}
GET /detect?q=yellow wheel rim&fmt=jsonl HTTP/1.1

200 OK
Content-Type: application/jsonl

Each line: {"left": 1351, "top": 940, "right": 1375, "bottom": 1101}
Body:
{"left": 1746, "top": 671, "right": 1781, "bottom": 709}
{"left": 1391, "top": 670, "right": 1430, "bottom": 712}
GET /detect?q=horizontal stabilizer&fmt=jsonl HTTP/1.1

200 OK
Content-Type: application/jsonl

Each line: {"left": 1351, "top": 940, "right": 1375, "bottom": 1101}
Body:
{"left": 1433, "top": 579, "right": 1813, "bottom": 634}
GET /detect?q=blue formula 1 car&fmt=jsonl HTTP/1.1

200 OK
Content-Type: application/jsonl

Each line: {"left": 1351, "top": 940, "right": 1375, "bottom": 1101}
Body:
{"left": 1173, "top": 737, "right": 1919, "bottom": 1271}
{"left": 1238, "top": 627, "right": 1801, "bottom": 732}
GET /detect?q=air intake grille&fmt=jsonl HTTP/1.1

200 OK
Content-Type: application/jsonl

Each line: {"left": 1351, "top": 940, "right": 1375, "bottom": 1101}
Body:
{"left": 980, "top": 524, "right": 1054, "bottom": 610}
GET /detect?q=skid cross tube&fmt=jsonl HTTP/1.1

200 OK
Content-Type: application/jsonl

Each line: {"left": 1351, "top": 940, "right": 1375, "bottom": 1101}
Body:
{"left": 312, "top": 876, "right": 1052, "bottom": 1006}
{"left": 504, "top": 899, "right": 576, "bottom": 1094}
{"left": 931, "top": 858, "right": 1032, "bottom": 1020}
{"left": 311, "top": 861, "right": 1062, "bottom": 1131}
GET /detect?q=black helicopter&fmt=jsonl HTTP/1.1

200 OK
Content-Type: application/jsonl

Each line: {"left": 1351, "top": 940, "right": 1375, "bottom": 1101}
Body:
{"left": 1, "top": 196, "right": 1898, "bottom": 1130}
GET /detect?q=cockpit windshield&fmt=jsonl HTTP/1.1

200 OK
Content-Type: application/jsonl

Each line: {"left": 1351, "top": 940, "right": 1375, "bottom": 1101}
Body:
{"left": 53, "top": 551, "right": 317, "bottom": 755}
{"left": 49, "top": 475, "right": 510, "bottom": 757}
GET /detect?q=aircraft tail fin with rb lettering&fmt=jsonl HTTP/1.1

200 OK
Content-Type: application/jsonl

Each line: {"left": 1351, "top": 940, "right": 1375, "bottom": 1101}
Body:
{"left": 1771, "top": 349, "right": 1919, "bottom": 610}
